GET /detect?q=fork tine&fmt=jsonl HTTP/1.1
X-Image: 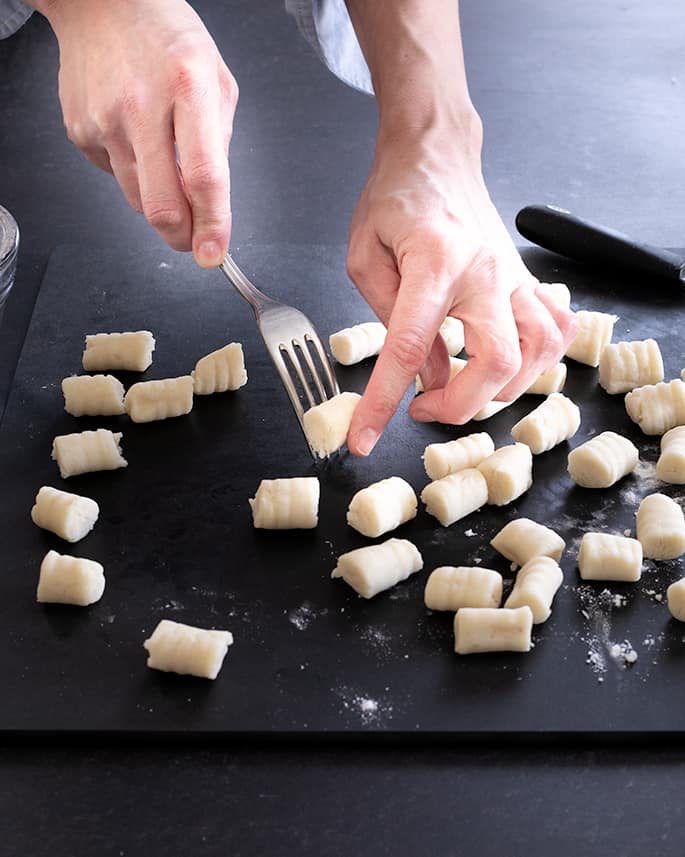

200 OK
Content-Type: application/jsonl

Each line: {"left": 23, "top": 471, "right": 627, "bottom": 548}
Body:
{"left": 267, "top": 344, "right": 307, "bottom": 421}
{"left": 281, "top": 341, "right": 317, "bottom": 410}
{"left": 306, "top": 334, "right": 341, "bottom": 399}
{"left": 298, "top": 337, "right": 328, "bottom": 403}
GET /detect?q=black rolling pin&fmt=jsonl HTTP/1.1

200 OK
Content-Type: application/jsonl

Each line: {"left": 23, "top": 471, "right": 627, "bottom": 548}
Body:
{"left": 516, "top": 204, "right": 685, "bottom": 285}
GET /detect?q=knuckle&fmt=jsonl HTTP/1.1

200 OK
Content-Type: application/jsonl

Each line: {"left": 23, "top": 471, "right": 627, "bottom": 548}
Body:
{"left": 144, "top": 199, "right": 187, "bottom": 235}
{"left": 386, "top": 328, "right": 430, "bottom": 372}
{"left": 185, "top": 159, "right": 226, "bottom": 195}
{"left": 485, "top": 339, "right": 521, "bottom": 380}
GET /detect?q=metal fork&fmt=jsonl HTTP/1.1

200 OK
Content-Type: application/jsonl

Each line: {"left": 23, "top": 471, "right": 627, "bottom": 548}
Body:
{"left": 219, "top": 253, "right": 340, "bottom": 456}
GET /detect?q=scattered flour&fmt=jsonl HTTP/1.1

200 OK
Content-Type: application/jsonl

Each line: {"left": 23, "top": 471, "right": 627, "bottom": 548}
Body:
{"left": 609, "top": 640, "right": 638, "bottom": 667}
{"left": 334, "top": 686, "right": 393, "bottom": 725}
{"left": 288, "top": 601, "right": 326, "bottom": 631}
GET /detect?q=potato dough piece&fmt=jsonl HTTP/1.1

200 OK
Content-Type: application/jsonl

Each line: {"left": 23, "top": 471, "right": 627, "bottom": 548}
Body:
{"left": 565, "top": 310, "right": 617, "bottom": 367}
{"left": 667, "top": 578, "right": 685, "bottom": 621}
{"left": 31, "top": 486, "right": 99, "bottom": 543}
{"left": 52, "top": 428, "right": 127, "bottom": 478}
{"left": 504, "top": 556, "right": 563, "bottom": 623}
{"left": 656, "top": 427, "right": 685, "bottom": 484}
{"left": 422, "top": 432, "right": 495, "bottom": 481}
{"left": 472, "top": 400, "right": 512, "bottom": 421}
{"left": 144, "top": 619, "right": 233, "bottom": 680}
{"left": 249, "top": 477, "right": 319, "bottom": 529}
{"left": 625, "top": 379, "right": 685, "bottom": 436}
{"left": 578, "top": 532, "right": 643, "bottom": 582}
{"left": 124, "top": 376, "right": 194, "bottom": 423}
{"left": 539, "top": 282, "right": 572, "bottom": 309}
{"left": 511, "top": 393, "right": 581, "bottom": 454}
{"left": 302, "top": 391, "right": 361, "bottom": 457}
{"left": 82, "top": 330, "right": 155, "bottom": 372}
{"left": 477, "top": 443, "right": 533, "bottom": 506}
{"left": 490, "top": 518, "right": 565, "bottom": 567}
{"left": 329, "top": 322, "right": 386, "bottom": 365}
{"left": 636, "top": 493, "right": 685, "bottom": 560}
{"left": 598, "top": 338, "right": 664, "bottom": 394}
{"left": 61, "top": 375, "right": 125, "bottom": 417}
{"left": 420, "top": 468, "right": 489, "bottom": 527}
{"left": 567, "top": 431, "right": 638, "bottom": 488}
{"left": 424, "top": 566, "right": 502, "bottom": 611}
{"left": 415, "top": 357, "right": 466, "bottom": 394}
{"left": 347, "top": 476, "right": 417, "bottom": 538}
{"left": 192, "top": 342, "right": 247, "bottom": 394}
{"left": 525, "top": 363, "right": 567, "bottom": 396}
{"left": 331, "top": 538, "right": 423, "bottom": 599}
{"left": 36, "top": 549, "right": 105, "bottom": 606}
{"left": 439, "top": 317, "right": 465, "bottom": 356}
{"left": 454, "top": 606, "right": 533, "bottom": 654}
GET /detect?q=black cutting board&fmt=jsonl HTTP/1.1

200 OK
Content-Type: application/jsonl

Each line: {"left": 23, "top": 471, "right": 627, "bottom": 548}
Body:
{"left": 2, "top": 243, "right": 685, "bottom": 737}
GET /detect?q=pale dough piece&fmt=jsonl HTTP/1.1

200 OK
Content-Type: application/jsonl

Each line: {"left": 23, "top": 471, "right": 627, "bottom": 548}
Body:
{"left": 490, "top": 518, "right": 565, "bottom": 566}
{"left": 415, "top": 357, "right": 466, "bottom": 394}
{"left": 61, "top": 375, "right": 125, "bottom": 417}
{"left": 504, "top": 556, "right": 563, "bottom": 623}
{"left": 578, "top": 532, "right": 643, "bottom": 582}
{"left": 510, "top": 393, "right": 581, "bottom": 454}
{"left": 525, "top": 363, "right": 567, "bottom": 396}
{"left": 31, "top": 486, "right": 99, "bottom": 543}
{"left": 124, "top": 376, "right": 193, "bottom": 423}
{"left": 636, "top": 493, "right": 685, "bottom": 560}
{"left": 302, "top": 391, "right": 361, "bottom": 457}
{"left": 598, "top": 338, "right": 664, "bottom": 394}
{"left": 347, "top": 476, "right": 417, "bottom": 538}
{"left": 477, "top": 443, "right": 533, "bottom": 506}
{"left": 329, "top": 322, "right": 386, "bottom": 365}
{"left": 567, "top": 431, "right": 638, "bottom": 488}
{"left": 565, "top": 310, "right": 617, "bottom": 367}
{"left": 424, "top": 566, "right": 502, "bottom": 611}
{"left": 656, "top": 426, "right": 685, "bottom": 483}
{"left": 439, "top": 317, "right": 465, "bottom": 356}
{"left": 420, "top": 467, "right": 489, "bottom": 526}
{"left": 472, "top": 400, "right": 512, "bottom": 421}
{"left": 667, "top": 578, "right": 685, "bottom": 621}
{"left": 82, "top": 331, "right": 155, "bottom": 372}
{"left": 143, "top": 619, "right": 233, "bottom": 680}
{"left": 331, "top": 537, "right": 423, "bottom": 599}
{"left": 538, "top": 282, "right": 571, "bottom": 309}
{"left": 36, "top": 549, "right": 105, "bottom": 606}
{"left": 454, "top": 606, "right": 533, "bottom": 654}
{"left": 192, "top": 342, "right": 247, "bottom": 394}
{"left": 625, "top": 379, "right": 685, "bottom": 436}
{"left": 52, "top": 428, "right": 127, "bottom": 478}
{"left": 249, "top": 477, "right": 319, "bottom": 529}
{"left": 423, "top": 432, "right": 495, "bottom": 481}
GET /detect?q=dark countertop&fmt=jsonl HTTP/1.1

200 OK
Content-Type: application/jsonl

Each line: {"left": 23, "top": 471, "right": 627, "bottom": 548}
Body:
{"left": 1, "top": 1, "right": 685, "bottom": 853}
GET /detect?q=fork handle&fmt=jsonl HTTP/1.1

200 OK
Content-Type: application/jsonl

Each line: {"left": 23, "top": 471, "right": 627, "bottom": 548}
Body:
{"left": 219, "top": 254, "right": 276, "bottom": 316}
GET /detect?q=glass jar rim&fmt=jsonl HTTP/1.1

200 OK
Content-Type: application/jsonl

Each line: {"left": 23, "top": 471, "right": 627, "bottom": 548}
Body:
{"left": 0, "top": 205, "right": 19, "bottom": 265}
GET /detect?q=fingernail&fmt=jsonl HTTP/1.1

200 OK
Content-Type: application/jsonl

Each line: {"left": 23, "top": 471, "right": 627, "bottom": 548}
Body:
{"left": 196, "top": 240, "right": 223, "bottom": 267}
{"left": 355, "top": 428, "right": 379, "bottom": 457}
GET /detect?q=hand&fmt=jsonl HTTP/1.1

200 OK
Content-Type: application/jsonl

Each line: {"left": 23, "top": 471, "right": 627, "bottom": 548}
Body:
{"left": 38, "top": 0, "right": 237, "bottom": 266}
{"left": 345, "top": 123, "right": 578, "bottom": 456}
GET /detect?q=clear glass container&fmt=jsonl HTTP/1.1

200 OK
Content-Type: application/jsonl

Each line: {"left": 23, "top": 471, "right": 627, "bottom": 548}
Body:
{"left": 0, "top": 205, "right": 19, "bottom": 327}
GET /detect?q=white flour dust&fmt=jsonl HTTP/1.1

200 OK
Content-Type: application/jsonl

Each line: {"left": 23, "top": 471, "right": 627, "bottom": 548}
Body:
{"left": 576, "top": 586, "right": 638, "bottom": 680}
{"left": 333, "top": 685, "right": 393, "bottom": 725}
{"left": 288, "top": 601, "right": 327, "bottom": 631}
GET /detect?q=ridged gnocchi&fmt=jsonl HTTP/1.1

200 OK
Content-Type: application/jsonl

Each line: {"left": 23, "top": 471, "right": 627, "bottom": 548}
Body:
{"left": 454, "top": 606, "right": 533, "bottom": 654}
{"left": 422, "top": 432, "right": 494, "bottom": 481}
{"left": 525, "top": 363, "right": 567, "bottom": 396}
{"left": 424, "top": 566, "right": 502, "bottom": 611}
{"left": 578, "top": 532, "right": 643, "bottom": 582}
{"left": 503, "top": 556, "right": 563, "bottom": 623}
{"left": 331, "top": 538, "right": 423, "bottom": 599}
{"left": 656, "top": 426, "right": 685, "bottom": 483}
{"left": 477, "top": 443, "right": 533, "bottom": 506}
{"left": 567, "top": 431, "right": 638, "bottom": 488}
{"left": 510, "top": 393, "right": 581, "bottom": 454}
{"left": 329, "top": 321, "right": 386, "bottom": 366}
{"left": 302, "top": 391, "right": 361, "bottom": 457}
{"left": 490, "top": 518, "right": 565, "bottom": 567}
{"left": 31, "top": 486, "right": 99, "bottom": 543}
{"left": 565, "top": 310, "right": 617, "bottom": 367}
{"left": 124, "top": 376, "right": 194, "bottom": 423}
{"left": 636, "top": 493, "right": 685, "bottom": 560}
{"left": 420, "top": 467, "right": 489, "bottom": 526}
{"left": 625, "top": 379, "right": 685, "bottom": 436}
{"left": 82, "top": 330, "right": 155, "bottom": 372}
{"left": 598, "top": 338, "right": 664, "bottom": 394}
{"left": 249, "top": 477, "right": 320, "bottom": 529}
{"left": 143, "top": 619, "right": 233, "bottom": 680}
{"left": 52, "top": 428, "right": 127, "bottom": 479}
{"left": 37, "top": 549, "right": 105, "bottom": 606}
{"left": 192, "top": 342, "right": 247, "bottom": 394}
{"left": 61, "top": 375, "right": 125, "bottom": 417}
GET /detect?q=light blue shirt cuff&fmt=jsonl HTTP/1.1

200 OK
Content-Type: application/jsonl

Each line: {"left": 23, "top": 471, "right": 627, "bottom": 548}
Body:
{"left": 0, "top": 0, "right": 32, "bottom": 39}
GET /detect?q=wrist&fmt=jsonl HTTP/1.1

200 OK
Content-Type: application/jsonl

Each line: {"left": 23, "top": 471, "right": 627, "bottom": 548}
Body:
{"left": 376, "top": 104, "right": 483, "bottom": 165}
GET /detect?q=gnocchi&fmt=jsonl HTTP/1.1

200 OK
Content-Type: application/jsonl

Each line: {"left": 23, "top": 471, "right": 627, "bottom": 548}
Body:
{"left": 577, "top": 532, "right": 643, "bottom": 582}
{"left": 525, "top": 363, "right": 567, "bottom": 396}
{"left": 636, "top": 493, "right": 685, "bottom": 560}
{"left": 31, "top": 486, "right": 99, "bottom": 543}
{"left": 453, "top": 606, "right": 533, "bottom": 654}
{"left": 52, "top": 428, "right": 127, "bottom": 478}
{"left": 143, "top": 619, "right": 233, "bottom": 680}
{"left": 415, "top": 357, "right": 466, "bottom": 394}
{"left": 82, "top": 330, "right": 155, "bottom": 372}
{"left": 510, "top": 392, "right": 581, "bottom": 454}
{"left": 656, "top": 426, "right": 685, "bottom": 484}
{"left": 331, "top": 537, "right": 423, "bottom": 599}
{"left": 539, "top": 281, "right": 571, "bottom": 309}
{"left": 249, "top": 477, "right": 320, "bottom": 529}
{"left": 667, "top": 578, "right": 685, "bottom": 622}
{"left": 420, "top": 467, "right": 489, "bottom": 527}
{"left": 490, "top": 518, "right": 565, "bottom": 567}
{"left": 302, "top": 391, "right": 361, "bottom": 457}
{"left": 439, "top": 317, "right": 465, "bottom": 356}
{"left": 567, "top": 431, "right": 638, "bottom": 488}
{"left": 36, "top": 549, "right": 105, "bottom": 606}
{"left": 192, "top": 342, "right": 247, "bottom": 394}
{"left": 124, "top": 376, "right": 194, "bottom": 423}
{"left": 422, "top": 431, "right": 495, "bottom": 481}
{"left": 565, "top": 310, "right": 617, "bottom": 367}
{"left": 503, "top": 556, "right": 563, "bottom": 623}
{"left": 347, "top": 476, "right": 417, "bottom": 538}
{"left": 424, "top": 566, "right": 502, "bottom": 611}
{"left": 598, "top": 338, "right": 664, "bottom": 394}
{"left": 477, "top": 443, "right": 533, "bottom": 506}
{"left": 625, "top": 379, "right": 685, "bottom": 436}
{"left": 61, "top": 374, "right": 125, "bottom": 417}
{"left": 329, "top": 321, "right": 386, "bottom": 365}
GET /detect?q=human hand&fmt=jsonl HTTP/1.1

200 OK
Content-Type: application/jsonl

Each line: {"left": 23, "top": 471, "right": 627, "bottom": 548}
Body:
{"left": 345, "top": 125, "right": 578, "bottom": 456}
{"left": 36, "top": 0, "right": 237, "bottom": 266}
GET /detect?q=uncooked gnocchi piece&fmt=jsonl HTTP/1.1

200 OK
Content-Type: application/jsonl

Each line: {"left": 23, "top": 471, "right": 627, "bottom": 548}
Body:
{"left": 667, "top": 578, "right": 685, "bottom": 621}
{"left": 454, "top": 606, "right": 533, "bottom": 654}
{"left": 598, "top": 338, "right": 664, "bottom": 394}
{"left": 143, "top": 619, "right": 233, "bottom": 680}
{"left": 52, "top": 428, "right": 127, "bottom": 478}
{"left": 424, "top": 566, "right": 502, "bottom": 611}
{"left": 192, "top": 342, "right": 247, "bottom": 394}
{"left": 472, "top": 400, "right": 512, "bottom": 422}
{"left": 439, "top": 317, "right": 465, "bottom": 356}
{"left": 539, "top": 282, "right": 571, "bottom": 309}
{"left": 61, "top": 374, "right": 125, "bottom": 417}
{"left": 249, "top": 477, "right": 319, "bottom": 529}
{"left": 525, "top": 363, "right": 567, "bottom": 396}
{"left": 490, "top": 518, "right": 565, "bottom": 567}
{"left": 124, "top": 376, "right": 194, "bottom": 423}
{"left": 420, "top": 468, "right": 489, "bottom": 526}
{"left": 625, "top": 379, "right": 685, "bottom": 436}
{"left": 636, "top": 493, "right": 685, "bottom": 560}
{"left": 82, "top": 330, "right": 155, "bottom": 372}
{"left": 302, "top": 391, "right": 361, "bottom": 457}
{"left": 422, "top": 431, "right": 495, "bottom": 481}
{"left": 567, "top": 431, "right": 638, "bottom": 488}
{"left": 656, "top": 427, "right": 685, "bottom": 484}
{"left": 329, "top": 321, "right": 386, "bottom": 365}
{"left": 510, "top": 392, "right": 581, "bottom": 454}
{"left": 36, "top": 549, "right": 105, "bottom": 606}
{"left": 477, "top": 443, "right": 533, "bottom": 506}
{"left": 31, "top": 486, "right": 99, "bottom": 543}
{"left": 577, "top": 532, "right": 643, "bottom": 582}
{"left": 347, "top": 476, "right": 417, "bottom": 538}
{"left": 504, "top": 556, "right": 563, "bottom": 623}
{"left": 415, "top": 357, "right": 466, "bottom": 394}
{"left": 331, "top": 537, "right": 423, "bottom": 599}
{"left": 565, "top": 310, "right": 617, "bottom": 367}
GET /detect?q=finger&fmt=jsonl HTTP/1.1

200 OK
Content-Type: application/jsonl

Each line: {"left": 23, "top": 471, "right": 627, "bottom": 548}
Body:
{"left": 106, "top": 139, "right": 142, "bottom": 213}
{"left": 535, "top": 285, "right": 579, "bottom": 349}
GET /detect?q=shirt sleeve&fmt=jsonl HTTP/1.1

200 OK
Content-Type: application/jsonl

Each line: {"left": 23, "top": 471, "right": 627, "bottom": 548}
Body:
{"left": 285, "top": 0, "right": 373, "bottom": 95}
{"left": 0, "top": 0, "right": 32, "bottom": 39}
